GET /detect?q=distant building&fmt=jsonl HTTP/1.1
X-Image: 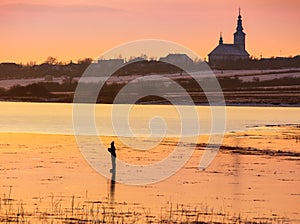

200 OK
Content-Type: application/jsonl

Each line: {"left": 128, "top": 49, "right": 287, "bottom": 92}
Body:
{"left": 208, "top": 9, "right": 249, "bottom": 67}
{"left": 159, "top": 53, "right": 194, "bottom": 70}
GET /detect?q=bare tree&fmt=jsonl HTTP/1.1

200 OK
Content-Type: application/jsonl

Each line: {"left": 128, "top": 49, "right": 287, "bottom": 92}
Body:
{"left": 77, "top": 58, "right": 93, "bottom": 65}
{"left": 26, "top": 61, "right": 37, "bottom": 67}
{"left": 44, "top": 56, "right": 58, "bottom": 65}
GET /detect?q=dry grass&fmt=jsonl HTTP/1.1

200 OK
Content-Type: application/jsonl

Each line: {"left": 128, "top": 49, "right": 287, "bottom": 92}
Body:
{"left": 0, "top": 187, "right": 289, "bottom": 224}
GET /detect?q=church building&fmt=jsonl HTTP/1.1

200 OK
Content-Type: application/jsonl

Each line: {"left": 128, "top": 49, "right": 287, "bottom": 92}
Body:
{"left": 208, "top": 9, "right": 250, "bottom": 67}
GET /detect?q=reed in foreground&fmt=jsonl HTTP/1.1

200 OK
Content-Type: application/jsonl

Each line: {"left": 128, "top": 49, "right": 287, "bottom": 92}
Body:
{"left": 0, "top": 191, "right": 289, "bottom": 224}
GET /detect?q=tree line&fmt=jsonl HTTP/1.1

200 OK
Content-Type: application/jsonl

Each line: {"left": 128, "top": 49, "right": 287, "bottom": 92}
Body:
{"left": 1, "top": 55, "right": 300, "bottom": 80}
{"left": 0, "top": 57, "right": 93, "bottom": 80}
{"left": 209, "top": 55, "right": 300, "bottom": 70}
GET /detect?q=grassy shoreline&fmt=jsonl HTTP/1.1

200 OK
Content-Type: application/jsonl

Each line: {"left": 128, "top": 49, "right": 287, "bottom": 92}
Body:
{"left": 0, "top": 190, "right": 291, "bottom": 224}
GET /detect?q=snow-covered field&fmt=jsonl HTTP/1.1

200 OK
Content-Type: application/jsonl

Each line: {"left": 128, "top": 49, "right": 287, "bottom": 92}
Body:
{"left": 0, "top": 77, "right": 64, "bottom": 89}
{"left": 212, "top": 68, "right": 300, "bottom": 82}
{"left": 0, "top": 68, "right": 299, "bottom": 89}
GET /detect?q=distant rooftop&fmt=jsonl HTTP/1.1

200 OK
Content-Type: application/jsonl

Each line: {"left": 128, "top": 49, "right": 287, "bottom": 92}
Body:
{"left": 159, "top": 53, "right": 194, "bottom": 62}
{"left": 208, "top": 44, "right": 249, "bottom": 57}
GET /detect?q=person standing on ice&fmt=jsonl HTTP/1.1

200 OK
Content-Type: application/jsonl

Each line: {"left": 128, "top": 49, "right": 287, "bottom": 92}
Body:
{"left": 108, "top": 141, "right": 116, "bottom": 173}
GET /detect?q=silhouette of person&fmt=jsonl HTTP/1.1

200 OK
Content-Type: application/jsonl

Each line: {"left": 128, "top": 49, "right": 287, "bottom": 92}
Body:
{"left": 108, "top": 141, "right": 116, "bottom": 173}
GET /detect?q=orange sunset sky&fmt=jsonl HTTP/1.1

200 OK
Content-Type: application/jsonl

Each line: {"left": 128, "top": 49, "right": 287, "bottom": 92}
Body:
{"left": 1, "top": 0, "right": 299, "bottom": 64}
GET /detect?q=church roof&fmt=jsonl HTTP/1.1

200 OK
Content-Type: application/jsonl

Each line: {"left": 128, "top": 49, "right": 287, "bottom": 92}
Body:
{"left": 208, "top": 44, "right": 249, "bottom": 57}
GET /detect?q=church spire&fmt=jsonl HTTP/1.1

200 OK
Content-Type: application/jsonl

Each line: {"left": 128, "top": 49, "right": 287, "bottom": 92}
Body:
{"left": 219, "top": 32, "right": 223, "bottom": 45}
{"left": 234, "top": 8, "right": 246, "bottom": 50}
{"left": 236, "top": 8, "right": 244, "bottom": 32}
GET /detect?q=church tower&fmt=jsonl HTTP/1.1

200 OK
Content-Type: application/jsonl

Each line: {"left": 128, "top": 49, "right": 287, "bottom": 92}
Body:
{"left": 234, "top": 8, "right": 246, "bottom": 50}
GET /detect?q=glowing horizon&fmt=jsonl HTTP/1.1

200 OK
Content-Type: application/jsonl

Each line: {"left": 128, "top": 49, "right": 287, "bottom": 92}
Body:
{"left": 1, "top": 0, "right": 299, "bottom": 64}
